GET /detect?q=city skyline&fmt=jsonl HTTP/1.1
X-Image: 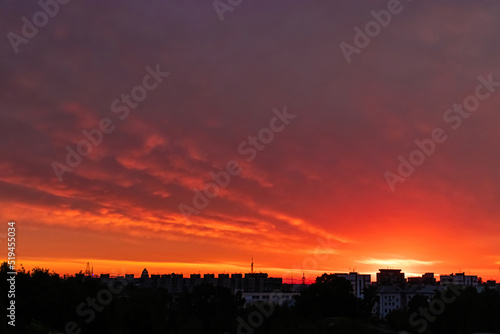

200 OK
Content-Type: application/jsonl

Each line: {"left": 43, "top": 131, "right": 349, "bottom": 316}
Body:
{"left": 27, "top": 260, "right": 498, "bottom": 285}
{"left": 2, "top": 0, "right": 500, "bottom": 289}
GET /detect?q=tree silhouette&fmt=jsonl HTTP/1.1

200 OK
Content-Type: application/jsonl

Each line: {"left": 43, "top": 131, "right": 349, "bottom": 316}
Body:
{"left": 295, "top": 274, "right": 358, "bottom": 319}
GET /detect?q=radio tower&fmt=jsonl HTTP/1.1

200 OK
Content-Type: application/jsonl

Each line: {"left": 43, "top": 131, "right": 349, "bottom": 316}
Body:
{"left": 85, "top": 262, "right": 91, "bottom": 276}
{"left": 251, "top": 256, "right": 254, "bottom": 274}
{"left": 302, "top": 272, "right": 306, "bottom": 285}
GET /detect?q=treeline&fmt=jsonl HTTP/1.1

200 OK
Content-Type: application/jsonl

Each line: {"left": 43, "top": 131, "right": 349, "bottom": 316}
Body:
{"left": 385, "top": 284, "right": 500, "bottom": 333}
{"left": 1, "top": 264, "right": 499, "bottom": 334}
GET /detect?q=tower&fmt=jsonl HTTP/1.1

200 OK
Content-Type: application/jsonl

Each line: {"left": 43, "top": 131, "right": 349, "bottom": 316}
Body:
{"left": 302, "top": 272, "right": 305, "bottom": 285}
{"left": 84, "top": 262, "right": 91, "bottom": 276}
{"left": 251, "top": 256, "right": 254, "bottom": 274}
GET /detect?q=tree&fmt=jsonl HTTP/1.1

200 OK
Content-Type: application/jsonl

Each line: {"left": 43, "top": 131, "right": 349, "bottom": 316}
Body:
{"left": 295, "top": 274, "right": 358, "bottom": 319}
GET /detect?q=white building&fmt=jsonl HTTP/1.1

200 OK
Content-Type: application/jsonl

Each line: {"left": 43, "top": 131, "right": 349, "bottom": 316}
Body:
{"left": 377, "top": 285, "right": 438, "bottom": 318}
{"left": 335, "top": 272, "right": 371, "bottom": 298}
{"left": 378, "top": 286, "right": 403, "bottom": 318}
{"left": 404, "top": 285, "right": 438, "bottom": 307}
{"left": 242, "top": 292, "right": 299, "bottom": 306}
{"left": 439, "top": 273, "right": 478, "bottom": 287}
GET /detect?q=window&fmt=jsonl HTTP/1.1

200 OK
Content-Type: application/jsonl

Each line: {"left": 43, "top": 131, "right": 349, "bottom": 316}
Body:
{"left": 262, "top": 295, "right": 269, "bottom": 300}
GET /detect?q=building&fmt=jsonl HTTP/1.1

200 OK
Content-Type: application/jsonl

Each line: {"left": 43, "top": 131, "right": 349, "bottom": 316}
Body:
{"left": 264, "top": 277, "right": 283, "bottom": 291}
{"left": 189, "top": 274, "right": 203, "bottom": 291}
{"left": 244, "top": 273, "right": 267, "bottom": 292}
{"left": 140, "top": 268, "right": 151, "bottom": 288}
{"left": 90, "top": 270, "right": 284, "bottom": 295}
{"left": 231, "top": 273, "right": 244, "bottom": 292}
{"left": 334, "top": 272, "right": 371, "bottom": 298}
{"left": 439, "top": 273, "right": 478, "bottom": 287}
{"left": 150, "top": 274, "right": 161, "bottom": 288}
{"left": 99, "top": 273, "right": 110, "bottom": 285}
{"left": 378, "top": 286, "right": 403, "bottom": 318}
{"left": 141, "top": 268, "right": 149, "bottom": 279}
{"left": 242, "top": 273, "right": 282, "bottom": 292}
{"left": 204, "top": 273, "right": 217, "bottom": 286}
{"left": 408, "top": 273, "right": 436, "bottom": 285}
{"left": 377, "top": 285, "right": 438, "bottom": 318}
{"left": 404, "top": 285, "right": 438, "bottom": 308}
{"left": 162, "top": 274, "right": 184, "bottom": 294}
{"left": 218, "top": 273, "right": 231, "bottom": 289}
{"left": 486, "top": 280, "right": 497, "bottom": 287}
{"left": 242, "top": 291, "right": 299, "bottom": 306}
{"left": 377, "top": 269, "right": 405, "bottom": 285}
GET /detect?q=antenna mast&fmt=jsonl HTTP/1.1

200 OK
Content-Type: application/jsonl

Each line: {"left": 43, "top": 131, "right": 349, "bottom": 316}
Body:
{"left": 85, "top": 262, "right": 91, "bottom": 276}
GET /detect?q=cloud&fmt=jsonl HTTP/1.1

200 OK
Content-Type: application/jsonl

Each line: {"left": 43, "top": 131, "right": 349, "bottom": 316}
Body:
{"left": 358, "top": 259, "right": 440, "bottom": 267}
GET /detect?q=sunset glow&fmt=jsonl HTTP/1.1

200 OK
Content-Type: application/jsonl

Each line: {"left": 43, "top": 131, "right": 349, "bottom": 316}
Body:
{"left": 2, "top": 0, "right": 500, "bottom": 284}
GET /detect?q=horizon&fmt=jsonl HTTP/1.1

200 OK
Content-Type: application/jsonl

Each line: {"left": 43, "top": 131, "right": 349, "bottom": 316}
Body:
{"left": 2, "top": 0, "right": 500, "bottom": 303}
{"left": 12, "top": 260, "right": 499, "bottom": 284}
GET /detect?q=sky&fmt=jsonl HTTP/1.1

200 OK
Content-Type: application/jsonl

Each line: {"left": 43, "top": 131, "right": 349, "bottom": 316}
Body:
{"left": 1, "top": 0, "right": 500, "bottom": 283}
